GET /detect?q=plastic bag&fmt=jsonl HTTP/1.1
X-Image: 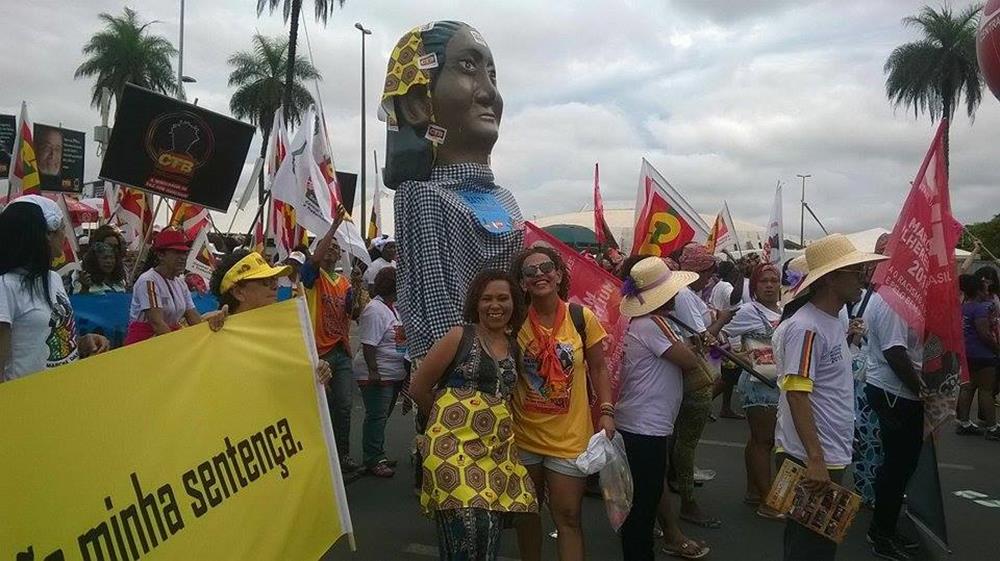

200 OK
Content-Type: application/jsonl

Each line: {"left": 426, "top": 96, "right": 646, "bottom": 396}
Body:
{"left": 574, "top": 432, "right": 633, "bottom": 532}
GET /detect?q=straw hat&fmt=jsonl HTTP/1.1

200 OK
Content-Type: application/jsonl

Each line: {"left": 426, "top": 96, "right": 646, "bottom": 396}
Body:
{"left": 620, "top": 257, "right": 699, "bottom": 318}
{"left": 793, "top": 234, "right": 888, "bottom": 297}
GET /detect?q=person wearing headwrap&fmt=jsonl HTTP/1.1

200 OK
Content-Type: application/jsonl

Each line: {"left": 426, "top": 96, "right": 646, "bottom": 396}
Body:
{"left": 0, "top": 195, "right": 110, "bottom": 381}
{"left": 663, "top": 243, "right": 728, "bottom": 530}
{"left": 380, "top": 21, "right": 523, "bottom": 365}
{"left": 363, "top": 235, "right": 397, "bottom": 289}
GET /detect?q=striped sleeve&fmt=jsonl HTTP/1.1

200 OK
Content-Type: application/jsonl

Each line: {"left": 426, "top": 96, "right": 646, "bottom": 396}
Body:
{"left": 134, "top": 277, "right": 160, "bottom": 312}
{"left": 779, "top": 328, "right": 819, "bottom": 392}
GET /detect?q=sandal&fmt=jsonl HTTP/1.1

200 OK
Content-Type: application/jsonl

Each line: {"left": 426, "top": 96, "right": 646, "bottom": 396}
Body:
{"left": 755, "top": 506, "right": 786, "bottom": 520}
{"left": 368, "top": 460, "right": 395, "bottom": 478}
{"left": 720, "top": 411, "right": 746, "bottom": 420}
{"left": 679, "top": 513, "right": 723, "bottom": 529}
{"left": 744, "top": 495, "right": 762, "bottom": 506}
{"left": 662, "top": 538, "right": 711, "bottom": 559}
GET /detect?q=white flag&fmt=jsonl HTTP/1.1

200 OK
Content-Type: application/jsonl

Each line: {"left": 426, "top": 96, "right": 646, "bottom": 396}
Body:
{"left": 762, "top": 183, "right": 784, "bottom": 265}
{"left": 271, "top": 107, "right": 336, "bottom": 235}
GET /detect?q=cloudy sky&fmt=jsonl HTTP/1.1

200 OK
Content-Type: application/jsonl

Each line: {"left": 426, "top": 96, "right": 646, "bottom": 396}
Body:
{"left": 4, "top": 0, "right": 998, "bottom": 239}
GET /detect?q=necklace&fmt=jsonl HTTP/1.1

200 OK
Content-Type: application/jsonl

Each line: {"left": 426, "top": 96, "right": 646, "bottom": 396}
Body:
{"left": 476, "top": 326, "right": 512, "bottom": 398}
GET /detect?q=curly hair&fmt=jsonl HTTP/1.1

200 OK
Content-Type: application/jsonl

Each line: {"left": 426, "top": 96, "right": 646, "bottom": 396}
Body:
{"left": 210, "top": 249, "right": 251, "bottom": 312}
{"left": 371, "top": 266, "right": 397, "bottom": 300}
{"left": 81, "top": 242, "right": 126, "bottom": 286}
{"left": 463, "top": 270, "right": 525, "bottom": 330}
{"left": 510, "top": 246, "right": 570, "bottom": 303}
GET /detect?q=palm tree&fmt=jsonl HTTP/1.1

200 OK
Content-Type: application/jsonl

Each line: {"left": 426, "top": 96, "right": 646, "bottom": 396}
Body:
{"left": 74, "top": 7, "right": 178, "bottom": 107}
{"left": 256, "top": 0, "right": 346, "bottom": 120}
{"left": 228, "top": 34, "right": 321, "bottom": 201}
{"left": 884, "top": 3, "right": 984, "bottom": 167}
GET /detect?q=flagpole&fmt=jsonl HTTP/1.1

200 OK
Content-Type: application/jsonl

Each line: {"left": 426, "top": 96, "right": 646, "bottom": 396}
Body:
{"left": 129, "top": 196, "right": 165, "bottom": 283}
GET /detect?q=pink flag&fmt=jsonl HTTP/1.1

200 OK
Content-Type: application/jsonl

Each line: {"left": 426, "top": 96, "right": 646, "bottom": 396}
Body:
{"left": 524, "top": 222, "right": 627, "bottom": 414}
{"left": 872, "top": 119, "right": 965, "bottom": 436}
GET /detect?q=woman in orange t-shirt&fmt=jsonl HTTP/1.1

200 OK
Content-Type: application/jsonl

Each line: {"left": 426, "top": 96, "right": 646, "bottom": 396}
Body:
{"left": 509, "top": 246, "right": 615, "bottom": 561}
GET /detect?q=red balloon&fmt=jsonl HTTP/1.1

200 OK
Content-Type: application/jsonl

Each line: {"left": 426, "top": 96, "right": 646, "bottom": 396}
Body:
{"left": 977, "top": 0, "right": 1000, "bottom": 101}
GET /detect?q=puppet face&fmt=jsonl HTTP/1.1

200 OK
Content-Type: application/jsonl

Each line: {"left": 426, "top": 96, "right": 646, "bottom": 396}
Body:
{"left": 431, "top": 26, "right": 503, "bottom": 164}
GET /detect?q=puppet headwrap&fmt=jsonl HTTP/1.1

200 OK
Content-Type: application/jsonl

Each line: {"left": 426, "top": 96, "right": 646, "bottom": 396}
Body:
{"left": 379, "top": 21, "right": 471, "bottom": 189}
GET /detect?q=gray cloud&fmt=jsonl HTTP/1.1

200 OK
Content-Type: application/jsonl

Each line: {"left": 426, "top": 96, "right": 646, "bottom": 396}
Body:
{"left": 2, "top": 0, "right": 996, "bottom": 240}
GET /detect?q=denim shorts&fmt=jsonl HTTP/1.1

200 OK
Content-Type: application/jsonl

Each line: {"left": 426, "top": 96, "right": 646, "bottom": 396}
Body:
{"left": 737, "top": 371, "right": 779, "bottom": 409}
{"left": 518, "top": 450, "right": 587, "bottom": 478}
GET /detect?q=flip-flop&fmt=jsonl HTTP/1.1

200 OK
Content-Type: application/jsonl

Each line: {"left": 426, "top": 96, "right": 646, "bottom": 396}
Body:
{"left": 720, "top": 411, "right": 746, "bottom": 420}
{"left": 662, "top": 539, "right": 711, "bottom": 559}
{"left": 744, "top": 495, "right": 762, "bottom": 506}
{"left": 680, "top": 514, "right": 723, "bottom": 529}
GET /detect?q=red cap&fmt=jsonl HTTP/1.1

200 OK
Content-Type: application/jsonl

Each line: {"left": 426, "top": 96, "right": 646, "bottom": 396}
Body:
{"left": 153, "top": 228, "right": 192, "bottom": 252}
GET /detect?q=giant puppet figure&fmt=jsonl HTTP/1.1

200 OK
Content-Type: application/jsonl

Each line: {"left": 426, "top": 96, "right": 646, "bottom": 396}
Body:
{"left": 381, "top": 21, "right": 523, "bottom": 361}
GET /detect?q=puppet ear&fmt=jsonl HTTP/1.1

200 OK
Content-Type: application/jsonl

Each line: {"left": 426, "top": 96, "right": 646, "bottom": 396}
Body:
{"left": 396, "top": 86, "right": 432, "bottom": 128}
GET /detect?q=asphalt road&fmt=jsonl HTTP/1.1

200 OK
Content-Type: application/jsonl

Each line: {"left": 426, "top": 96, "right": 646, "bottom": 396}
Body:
{"left": 321, "top": 392, "right": 1000, "bottom": 561}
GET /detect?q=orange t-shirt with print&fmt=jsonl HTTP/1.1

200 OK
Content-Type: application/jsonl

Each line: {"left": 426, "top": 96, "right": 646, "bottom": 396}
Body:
{"left": 307, "top": 268, "right": 352, "bottom": 356}
{"left": 512, "top": 302, "right": 607, "bottom": 459}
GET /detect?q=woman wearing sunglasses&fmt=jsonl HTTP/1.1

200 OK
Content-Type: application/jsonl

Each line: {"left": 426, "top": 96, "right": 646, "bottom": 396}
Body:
{"left": 509, "top": 246, "right": 615, "bottom": 561}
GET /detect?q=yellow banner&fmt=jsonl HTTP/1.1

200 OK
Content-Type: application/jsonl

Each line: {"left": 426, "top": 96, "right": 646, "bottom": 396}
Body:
{"left": 0, "top": 299, "right": 352, "bottom": 561}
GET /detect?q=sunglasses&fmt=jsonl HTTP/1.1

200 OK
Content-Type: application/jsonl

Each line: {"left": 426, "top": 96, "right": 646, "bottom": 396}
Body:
{"left": 521, "top": 261, "right": 557, "bottom": 278}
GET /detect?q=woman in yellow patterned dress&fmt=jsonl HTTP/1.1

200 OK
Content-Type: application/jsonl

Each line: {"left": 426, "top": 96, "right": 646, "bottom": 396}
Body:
{"left": 409, "top": 270, "right": 538, "bottom": 560}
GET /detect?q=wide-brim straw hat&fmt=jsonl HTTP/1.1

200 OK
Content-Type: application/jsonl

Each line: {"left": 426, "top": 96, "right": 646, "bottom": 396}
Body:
{"left": 620, "top": 257, "right": 699, "bottom": 318}
{"left": 793, "top": 233, "right": 888, "bottom": 297}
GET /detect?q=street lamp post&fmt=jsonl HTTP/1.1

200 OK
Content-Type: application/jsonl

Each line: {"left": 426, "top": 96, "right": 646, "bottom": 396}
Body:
{"left": 177, "top": 0, "right": 186, "bottom": 101}
{"left": 796, "top": 173, "right": 811, "bottom": 247}
{"left": 355, "top": 22, "right": 372, "bottom": 239}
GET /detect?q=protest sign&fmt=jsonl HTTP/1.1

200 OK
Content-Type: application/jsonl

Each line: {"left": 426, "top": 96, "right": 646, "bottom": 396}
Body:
{"left": 0, "top": 299, "right": 354, "bottom": 560}
{"left": 34, "top": 123, "right": 85, "bottom": 193}
{"left": 524, "top": 222, "right": 626, "bottom": 400}
{"left": 100, "top": 84, "right": 254, "bottom": 211}
{"left": 0, "top": 113, "right": 15, "bottom": 178}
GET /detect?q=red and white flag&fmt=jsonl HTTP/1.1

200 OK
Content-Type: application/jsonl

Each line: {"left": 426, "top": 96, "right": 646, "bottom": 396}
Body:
{"left": 169, "top": 201, "right": 210, "bottom": 240}
{"left": 9, "top": 101, "right": 41, "bottom": 199}
{"left": 762, "top": 183, "right": 784, "bottom": 265}
{"left": 593, "top": 163, "right": 618, "bottom": 249}
{"left": 706, "top": 201, "right": 737, "bottom": 253}
{"left": 872, "top": 119, "right": 965, "bottom": 436}
{"left": 631, "top": 159, "right": 710, "bottom": 257}
{"left": 265, "top": 110, "right": 304, "bottom": 260}
{"left": 186, "top": 227, "right": 217, "bottom": 286}
{"left": 52, "top": 195, "right": 81, "bottom": 276}
{"left": 116, "top": 187, "right": 155, "bottom": 251}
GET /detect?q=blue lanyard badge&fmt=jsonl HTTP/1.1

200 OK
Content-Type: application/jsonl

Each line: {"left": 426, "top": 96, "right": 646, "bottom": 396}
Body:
{"left": 457, "top": 190, "right": 513, "bottom": 234}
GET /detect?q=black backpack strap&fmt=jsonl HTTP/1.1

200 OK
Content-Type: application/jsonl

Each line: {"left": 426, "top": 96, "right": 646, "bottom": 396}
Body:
{"left": 569, "top": 303, "right": 587, "bottom": 346}
{"left": 850, "top": 287, "right": 875, "bottom": 319}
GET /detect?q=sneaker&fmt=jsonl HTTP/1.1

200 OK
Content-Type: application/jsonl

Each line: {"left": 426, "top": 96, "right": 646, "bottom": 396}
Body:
{"left": 955, "top": 422, "right": 984, "bottom": 436}
{"left": 986, "top": 427, "right": 1000, "bottom": 441}
{"left": 871, "top": 535, "right": 912, "bottom": 561}
{"left": 693, "top": 468, "right": 717, "bottom": 483}
{"left": 867, "top": 531, "right": 919, "bottom": 552}
{"left": 340, "top": 456, "right": 363, "bottom": 472}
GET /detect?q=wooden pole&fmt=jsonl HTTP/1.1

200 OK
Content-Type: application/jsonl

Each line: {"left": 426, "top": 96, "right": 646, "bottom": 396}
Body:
{"left": 128, "top": 196, "right": 165, "bottom": 283}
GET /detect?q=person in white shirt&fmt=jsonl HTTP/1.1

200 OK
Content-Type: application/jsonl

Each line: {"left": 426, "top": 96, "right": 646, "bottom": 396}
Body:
{"left": 722, "top": 262, "right": 784, "bottom": 519}
{"left": 0, "top": 195, "right": 109, "bottom": 381}
{"left": 354, "top": 266, "right": 407, "bottom": 478}
{"left": 773, "top": 234, "right": 887, "bottom": 561}
{"left": 363, "top": 236, "right": 397, "bottom": 290}
{"left": 861, "top": 286, "right": 924, "bottom": 559}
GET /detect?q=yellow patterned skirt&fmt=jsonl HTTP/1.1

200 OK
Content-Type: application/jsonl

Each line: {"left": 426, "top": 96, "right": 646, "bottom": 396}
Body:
{"left": 416, "top": 387, "right": 538, "bottom": 515}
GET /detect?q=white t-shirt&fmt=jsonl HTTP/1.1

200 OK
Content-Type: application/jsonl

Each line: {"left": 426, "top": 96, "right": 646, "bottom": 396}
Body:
{"left": 617, "top": 315, "right": 684, "bottom": 437}
{"left": 0, "top": 270, "right": 79, "bottom": 380}
{"left": 724, "top": 301, "right": 781, "bottom": 381}
{"left": 353, "top": 297, "right": 407, "bottom": 381}
{"left": 363, "top": 258, "right": 395, "bottom": 287}
{"left": 129, "top": 268, "right": 196, "bottom": 326}
{"left": 710, "top": 279, "right": 751, "bottom": 312}
{"left": 862, "top": 291, "right": 923, "bottom": 400}
{"left": 774, "top": 302, "right": 855, "bottom": 467}
{"left": 674, "top": 287, "right": 710, "bottom": 335}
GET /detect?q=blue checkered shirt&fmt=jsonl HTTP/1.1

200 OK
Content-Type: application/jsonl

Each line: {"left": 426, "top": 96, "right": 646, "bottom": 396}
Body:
{"left": 395, "top": 163, "right": 523, "bottom": 359}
